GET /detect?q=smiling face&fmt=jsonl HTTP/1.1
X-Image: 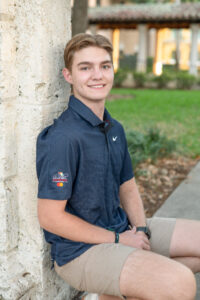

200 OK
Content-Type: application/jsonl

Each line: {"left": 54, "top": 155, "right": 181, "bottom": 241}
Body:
{"left": 63, "top": 46, "right": 114, "bottom": 107}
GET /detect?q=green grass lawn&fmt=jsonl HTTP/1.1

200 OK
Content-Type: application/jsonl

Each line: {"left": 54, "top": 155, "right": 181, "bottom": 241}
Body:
{"left": 106, "top": 89, "right": 200, "bottom": 157}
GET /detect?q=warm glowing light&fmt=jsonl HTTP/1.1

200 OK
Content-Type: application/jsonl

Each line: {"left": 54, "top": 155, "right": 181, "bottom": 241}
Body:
{"left": 112, "top": 29, "right": 120, "bottom": 72}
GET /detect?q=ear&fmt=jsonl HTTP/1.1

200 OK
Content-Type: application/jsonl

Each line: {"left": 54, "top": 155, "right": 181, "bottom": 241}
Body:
{"left": 62, "top": 68, "right": 73, "bottom": 84}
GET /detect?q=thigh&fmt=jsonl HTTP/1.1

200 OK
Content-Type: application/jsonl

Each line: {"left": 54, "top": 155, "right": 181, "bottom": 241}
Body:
{"left": 54, "top": 243, "right": 136, "bottom": 299}
{"left": 147, "top": 217, "right": 176, "bottom": 257}
{"left": 170, "top": 218, "right": 200, "bottom": 258}
{"left": 119, "top": 249, "right": 196, "bottom": 300}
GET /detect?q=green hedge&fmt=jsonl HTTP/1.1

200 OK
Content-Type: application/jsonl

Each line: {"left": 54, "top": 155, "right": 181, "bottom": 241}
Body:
{"left": 133, "top": 72, "right": 147, "bottom": 88}
{"left": 176, "top": 72, "right": 197, "bottom": 89}
{"left": 113, "top": 69, "right": 127, "bottom": 88}
{"left": 114, "top": 68, "right": 199, "bottom": 89}
{"left": 153, "top": 72, "right": 175, "bottom": 89}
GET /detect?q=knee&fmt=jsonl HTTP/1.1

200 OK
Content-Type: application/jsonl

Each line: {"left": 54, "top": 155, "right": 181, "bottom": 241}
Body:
{"left": 172, "top": 266, "right": 196, "bottom": 300}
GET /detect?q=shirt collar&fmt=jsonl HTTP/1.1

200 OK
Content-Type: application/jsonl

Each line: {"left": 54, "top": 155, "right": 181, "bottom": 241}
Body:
{"left": 68, "top": 95, "right": 113, "bottom": 127}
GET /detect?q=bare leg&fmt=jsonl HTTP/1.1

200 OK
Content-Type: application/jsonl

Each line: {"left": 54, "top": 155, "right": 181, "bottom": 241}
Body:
{"left": 119, "top": 250, "right": 196, "bottom": 300}
{"left": 85, "top": 220, "right": 200, "bottom": 300}
{"left": 170, "top": 219, "right": 200, "bottom": 273}
{"left": 174, "top": 257, "right": 200, "bottom": 273}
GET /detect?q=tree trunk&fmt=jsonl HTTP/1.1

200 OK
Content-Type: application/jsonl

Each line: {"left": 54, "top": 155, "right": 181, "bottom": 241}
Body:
{"left": 72, "top": 0, "right": 88, "bottom": 36}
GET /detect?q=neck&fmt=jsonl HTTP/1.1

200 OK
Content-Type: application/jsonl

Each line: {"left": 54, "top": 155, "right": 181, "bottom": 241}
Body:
{"left": 88, "top": 101, "right": 105, "bottom": 121}
{"left": 74, "top": 96, "right": 105, "bottom": 121}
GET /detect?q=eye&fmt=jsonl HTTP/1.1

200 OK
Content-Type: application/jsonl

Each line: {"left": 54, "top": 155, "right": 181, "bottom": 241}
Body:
{"left": 102, "top": 64, "right": 112, "bottom": 70}
{"left": 80, "top": 66, "right": 89, "bottom": 71}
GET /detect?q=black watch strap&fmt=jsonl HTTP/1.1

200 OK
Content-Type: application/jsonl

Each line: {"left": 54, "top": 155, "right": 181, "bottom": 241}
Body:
{"left": 136, "top": 226, "right": 151, "bottom": 239}
{"left": 115, "top": 232, "right": 119, "bottom": 243}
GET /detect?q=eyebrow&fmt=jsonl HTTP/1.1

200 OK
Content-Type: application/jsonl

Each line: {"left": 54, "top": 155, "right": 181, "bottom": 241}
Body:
{"left": 77, "top": 60, "right": 112, "bottom": 66}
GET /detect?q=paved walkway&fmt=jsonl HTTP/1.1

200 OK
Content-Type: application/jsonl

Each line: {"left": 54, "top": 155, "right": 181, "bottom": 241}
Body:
{"left": 155, "top": 160, "right": 200, "bottom": 299}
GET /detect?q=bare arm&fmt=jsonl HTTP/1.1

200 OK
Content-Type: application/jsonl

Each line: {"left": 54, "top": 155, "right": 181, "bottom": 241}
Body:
{"left": 38, "top": 178, "right": 150, "bottom": 250}
{"left": 119, "top": 177, "right": 151, "bottom": 250}
{"left": 38, "top": 198, "right": 115, "bottom": 244}
{"left": 120, "top": 177, "right": 146, "bottom": 227}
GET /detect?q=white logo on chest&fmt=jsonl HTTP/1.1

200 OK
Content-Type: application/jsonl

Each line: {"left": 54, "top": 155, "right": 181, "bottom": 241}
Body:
{"left": 112, "top": 136, "right": 118, "bottom": 142}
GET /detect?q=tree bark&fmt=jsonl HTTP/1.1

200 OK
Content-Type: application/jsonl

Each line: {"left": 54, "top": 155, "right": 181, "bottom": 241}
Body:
{"left": 72, "top": 0, "right": 88, "bottom": 36}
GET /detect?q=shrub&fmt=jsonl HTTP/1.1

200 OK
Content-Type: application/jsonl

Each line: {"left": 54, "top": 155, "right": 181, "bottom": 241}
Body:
{"left": 153, "top": 72, "right": 174, "bottom": 89}
{"left": 126, "top": 128, "right": 176, "bottom": 169}
{"left": 113, "top": 69, "right": 127, "bottom": 88}
{"left": 176, "top": 72, "right": 196, "bottom": 89}
{"left": 162, "top": 64, "right": 176, "bottom": 73}
{"left": 147, "top": 57, "right": 154, "bottom": 73}
{"left": 133, "top": 72, "right": 147, "bottom": 88}
{"left": 119, "top": 54, "right": 137, "bottom": 71}
{"left": 144, "top": 128, "right": 176, "bottom": 161}
{"left": 196, "top": 76, "right": 200, "bottom": 86}
{"left": 126, "top": 130, "right": 147, "bottom": 169}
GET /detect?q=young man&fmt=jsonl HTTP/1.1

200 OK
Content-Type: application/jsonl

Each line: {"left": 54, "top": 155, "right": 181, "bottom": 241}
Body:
{"left": 37, "top": 33, "right": 200, "bottom": 300}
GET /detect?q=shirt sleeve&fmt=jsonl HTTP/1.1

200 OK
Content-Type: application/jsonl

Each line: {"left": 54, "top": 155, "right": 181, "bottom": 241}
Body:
{"left": 120, "top": 127, "right": 134, "bottom": 185}
{"left": 36, "top": 127, "right": 78, "bottom": 200}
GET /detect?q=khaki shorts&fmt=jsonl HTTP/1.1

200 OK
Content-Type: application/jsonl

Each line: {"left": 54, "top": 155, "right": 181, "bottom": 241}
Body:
{"left": 54, "top": 217, "right": 176, "bottom": 298}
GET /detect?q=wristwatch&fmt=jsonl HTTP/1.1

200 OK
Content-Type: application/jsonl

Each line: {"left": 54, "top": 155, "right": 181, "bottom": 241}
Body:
{"left": 136, "top": 226, "right": 151, "bottom": 240}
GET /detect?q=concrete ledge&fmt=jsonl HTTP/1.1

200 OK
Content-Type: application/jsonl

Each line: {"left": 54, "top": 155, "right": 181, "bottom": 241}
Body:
{"left": 154, "top": 161, "right": 200, "bottom": 299}
{"left": 155, "top": 161, "right": 200, "bottom": 220}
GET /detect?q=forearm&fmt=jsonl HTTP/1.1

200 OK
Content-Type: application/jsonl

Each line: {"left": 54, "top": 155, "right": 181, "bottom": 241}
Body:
{"left": 120, "top": 178, "right": 146, "bottom": 227}
{"left": 123, "top": 193, "right": 146, "bottom": 227}
{"left": 38, "top": 200, "right": 115, "bottom": 244}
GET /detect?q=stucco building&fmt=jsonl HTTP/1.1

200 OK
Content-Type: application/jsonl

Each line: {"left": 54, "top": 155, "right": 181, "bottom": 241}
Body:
{"left": 88, "top": 2, "right": 200, "bottom": 75}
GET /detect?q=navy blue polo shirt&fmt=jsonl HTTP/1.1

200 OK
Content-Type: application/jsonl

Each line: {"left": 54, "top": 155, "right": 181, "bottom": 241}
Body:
{"left": 36, "top": 95, "right": 134, "bottom": 266}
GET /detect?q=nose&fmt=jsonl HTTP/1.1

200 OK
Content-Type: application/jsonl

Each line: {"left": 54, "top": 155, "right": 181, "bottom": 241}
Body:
{"left": 91, "top": 67, "right": 103, "bottom": 80}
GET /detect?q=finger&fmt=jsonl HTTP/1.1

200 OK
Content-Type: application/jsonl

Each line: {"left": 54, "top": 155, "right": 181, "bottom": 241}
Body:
{"left": 131, "top": 226, "right": 136, "bottom": 234}
{"left": 135, "top": 235, "right": 150, "bottom": 250}
{"left": 136, "top": 231, "right": 149, "bottom": 242}
{"left": 144, "top": 245, "right": 151, "bottom": 251}
{"left": 142, "top": 241, "right": 151, "bottom": 251}
{"left": 141, "top": 238, "right": 150, "bottom": 247}
{"left": 139, "top": 235, "right": 151, "bottom": 249}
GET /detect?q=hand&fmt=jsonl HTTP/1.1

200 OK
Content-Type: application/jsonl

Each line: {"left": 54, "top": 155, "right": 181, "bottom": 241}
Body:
{"left": 119, "top": 227, "right": 151, "bottom": 251}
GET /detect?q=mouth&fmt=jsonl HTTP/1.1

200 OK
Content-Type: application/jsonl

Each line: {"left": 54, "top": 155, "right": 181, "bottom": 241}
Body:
{"left": 88, "top": 84, "right": 106, "bottom": 89}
